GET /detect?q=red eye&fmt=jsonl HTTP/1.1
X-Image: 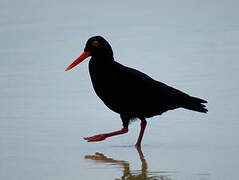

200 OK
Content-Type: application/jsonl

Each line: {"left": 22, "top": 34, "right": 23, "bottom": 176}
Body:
{"left": 92, "top": 40, "right": 100, "bottom": 47}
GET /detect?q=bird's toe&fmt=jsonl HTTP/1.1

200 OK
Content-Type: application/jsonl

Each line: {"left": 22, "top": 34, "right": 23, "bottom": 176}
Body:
{"left": 84, "top": 134, "right": 107, "bottom": 142}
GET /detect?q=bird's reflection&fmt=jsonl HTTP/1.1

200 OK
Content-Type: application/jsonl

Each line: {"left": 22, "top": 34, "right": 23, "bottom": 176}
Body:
{"left": 85, "top": 147, "right": 174, "bottom": 180}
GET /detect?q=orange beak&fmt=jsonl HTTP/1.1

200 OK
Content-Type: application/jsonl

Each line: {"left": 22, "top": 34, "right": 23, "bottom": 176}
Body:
{"left": 65, "top": 51, "right": 90, "bottom": 71}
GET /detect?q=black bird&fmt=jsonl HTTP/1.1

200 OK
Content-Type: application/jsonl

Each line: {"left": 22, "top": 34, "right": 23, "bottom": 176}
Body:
{"left": 65, "top": 36, "right": 208, "bottom": 147}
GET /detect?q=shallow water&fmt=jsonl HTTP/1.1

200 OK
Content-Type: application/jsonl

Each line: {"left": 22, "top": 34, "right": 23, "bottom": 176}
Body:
{"left": 1, "top": 0, "right": 239, "bottom": 180}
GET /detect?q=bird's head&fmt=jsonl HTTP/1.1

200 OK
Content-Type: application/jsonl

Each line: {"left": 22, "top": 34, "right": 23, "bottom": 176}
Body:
{"left": 65, "top": 36, "right": 113, "bottom": 71}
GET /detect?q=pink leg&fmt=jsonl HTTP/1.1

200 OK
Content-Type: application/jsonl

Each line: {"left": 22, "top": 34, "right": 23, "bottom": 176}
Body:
{"left": 135, "top": 120, "right": 147, "bottom": 147}
{"left": 84, "top": 127, "right": 128, "bottom": 142}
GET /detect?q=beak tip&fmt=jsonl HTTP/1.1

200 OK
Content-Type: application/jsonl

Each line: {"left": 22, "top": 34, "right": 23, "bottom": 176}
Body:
{"left": 65, "top": 66, "right": 71, "bottom": 71}
{"left": 65, "top": 51, "right": 90, "bottom": 72}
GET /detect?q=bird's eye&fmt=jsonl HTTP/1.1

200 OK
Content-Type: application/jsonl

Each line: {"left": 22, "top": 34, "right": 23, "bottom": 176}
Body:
{"left": 92, "top": 40, "right": 100, "bottom": 47}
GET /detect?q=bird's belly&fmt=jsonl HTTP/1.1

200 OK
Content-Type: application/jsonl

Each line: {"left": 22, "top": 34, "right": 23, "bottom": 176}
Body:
{"left": 93, "top": 84, "right": 155, "bottom": 117}
{"left": 92, "top": 82, "right": 136, "bottom": 114}
{"left": 95, "top": 87, "right": 129, "bottom": 113}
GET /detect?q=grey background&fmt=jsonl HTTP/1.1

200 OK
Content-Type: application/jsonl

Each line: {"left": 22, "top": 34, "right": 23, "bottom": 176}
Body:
{"left": 1, "top": 0, "right": 239, "bottom": 179}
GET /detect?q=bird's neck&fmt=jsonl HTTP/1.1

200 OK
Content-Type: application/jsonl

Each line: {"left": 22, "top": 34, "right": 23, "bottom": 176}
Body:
{"left": 88, "top": 56, "right": 116, "bottom": 98}
{"left": 90, "top": 55, "right": 114, "bottom": 66}
{"left": 89, "top": 56, "right": 115, "bottom": 77}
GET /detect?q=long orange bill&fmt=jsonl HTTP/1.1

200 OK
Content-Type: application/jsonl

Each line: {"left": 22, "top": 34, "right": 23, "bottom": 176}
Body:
{"left": 65, "top": 51, "right": 90, "bottom": 71}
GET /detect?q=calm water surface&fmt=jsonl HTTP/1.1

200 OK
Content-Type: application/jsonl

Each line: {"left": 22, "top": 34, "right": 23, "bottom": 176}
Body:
{"left": 1, "top": 0, "right": 239, "bottom": 180}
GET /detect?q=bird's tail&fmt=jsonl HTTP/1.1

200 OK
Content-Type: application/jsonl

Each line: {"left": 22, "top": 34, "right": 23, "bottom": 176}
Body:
{"left": 182, "top": 96, "right": 208, "bottom": 113}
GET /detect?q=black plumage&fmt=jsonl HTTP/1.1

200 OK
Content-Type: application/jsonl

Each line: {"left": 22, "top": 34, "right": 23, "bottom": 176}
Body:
{"left": 65, "top": 36, "right": 208, "bottom": 147}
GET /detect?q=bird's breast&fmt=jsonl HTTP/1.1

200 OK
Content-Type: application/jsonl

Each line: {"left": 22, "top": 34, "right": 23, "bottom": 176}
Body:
{"left": 88, "top": 60, "right": 123, "bottom": 111}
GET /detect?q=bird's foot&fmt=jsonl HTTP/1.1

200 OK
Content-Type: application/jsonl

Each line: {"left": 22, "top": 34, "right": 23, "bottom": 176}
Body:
{"left": 84, "top": 128, "right": 128, "bottom": 142}
{"left": 84, "top": 134, "right": 107, "bottom": 142}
